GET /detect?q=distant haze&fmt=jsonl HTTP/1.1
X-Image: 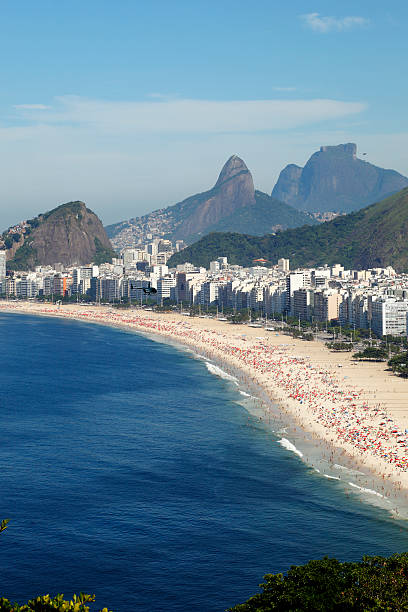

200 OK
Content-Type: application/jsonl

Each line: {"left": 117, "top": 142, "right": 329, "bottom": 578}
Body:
{"left": 0, "top": 3, "right": 407, "bottom": 229}
{"left": 1, "top": 119, "right": 407, "bottom": 231}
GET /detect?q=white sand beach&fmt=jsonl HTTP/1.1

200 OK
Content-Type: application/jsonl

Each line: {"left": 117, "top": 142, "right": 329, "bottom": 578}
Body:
{"left": 3, "top": 301, "right": 408, "bottom": 512}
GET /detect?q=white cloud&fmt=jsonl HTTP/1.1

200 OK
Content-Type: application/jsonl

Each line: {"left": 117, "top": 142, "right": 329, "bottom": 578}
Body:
{"left": 11, "top": 95, "right": 366, "bottom": 135}
{"left": 13, "top": 104, "right": 51, "bottom": 110}
{"left": 301, "top": 13, "right": 369, "bottom": 33}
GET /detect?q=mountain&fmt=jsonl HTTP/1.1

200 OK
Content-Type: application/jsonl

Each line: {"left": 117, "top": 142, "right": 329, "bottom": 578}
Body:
{"left": 181, "top": 190, "right": 314, "bottom": 243}
{"left": 106, "top": 155, "right": 316, "bottom": 248}
{"left": 3, "top": 201, "right": 116, "bottom": 270}
{"left": 167, "top": 187, "right": 408, "bottom": 271}
{"left": 173, "top": 154, "right": 256, "bottom": 239}
{"left": 272, "top": 143, "right": 408, "bottom": 214}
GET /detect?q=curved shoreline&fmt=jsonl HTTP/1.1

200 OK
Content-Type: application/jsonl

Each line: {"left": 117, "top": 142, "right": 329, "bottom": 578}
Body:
{"left": 2, "top": 302, "right": 408, "bottom": 517}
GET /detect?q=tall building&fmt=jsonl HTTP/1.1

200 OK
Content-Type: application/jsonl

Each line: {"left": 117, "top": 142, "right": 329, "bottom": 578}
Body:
{"left": 371, "top": 298, "right": 408, "bottom": 337}
{"left": 286, "top": 272, "right": 308, "bottom": 314}
{"left": 209, "top": 260, "right": 220, "bottom": 274}
{"left": 278, "top": 258, "right": 290, "bottom": 273}
{"left": 293, "top": 288, "right": 314, "bottom": 321}
{"left": 199, "top": 281, "right": 219, "bottom": 306}
{"left": 314, "top": 291, "right": 341, "bottom": 322}
{"left": 0, "top": 251, "right": 6, "bottom": 279}
{"left": 156, "top": 276, "right": 176, "bottom": 304}
{"left": 100, "top": 278, "right": 119, "bottom": 302}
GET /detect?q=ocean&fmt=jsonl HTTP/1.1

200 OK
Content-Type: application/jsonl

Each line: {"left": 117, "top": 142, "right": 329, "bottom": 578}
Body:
{"left": 1, "top": 312, "right": 408, "bottom": 611}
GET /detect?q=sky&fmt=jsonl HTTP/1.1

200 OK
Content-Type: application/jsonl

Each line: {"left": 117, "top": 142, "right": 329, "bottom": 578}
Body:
{"left": 0, "top": 0, "right": 407, "bottom": 229}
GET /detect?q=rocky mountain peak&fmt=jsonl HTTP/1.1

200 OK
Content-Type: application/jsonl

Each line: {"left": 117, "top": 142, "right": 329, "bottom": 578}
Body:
{"left": 6, "top": 201, "right": 115, "bottom": 270}
{"left": 319, "top": 143, "right": 357, "bottom": 157}
{"left": 272, "top": 143, "right": 408, "bottom": 213}
{"left": 170, "top": 155, "right": 256, "bottom": 240}
{"left": 215, "top": 154, "right": 251, "bottom": 188}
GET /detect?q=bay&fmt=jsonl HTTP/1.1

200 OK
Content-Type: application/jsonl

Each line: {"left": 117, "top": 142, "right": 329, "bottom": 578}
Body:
{"left": 0, "top": 312, "right": 408, "bottom": 611}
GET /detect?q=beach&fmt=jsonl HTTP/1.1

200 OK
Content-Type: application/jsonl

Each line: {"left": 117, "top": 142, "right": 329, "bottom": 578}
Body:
{"left": 3, "top": 301, "right": 408, "bottom": 514}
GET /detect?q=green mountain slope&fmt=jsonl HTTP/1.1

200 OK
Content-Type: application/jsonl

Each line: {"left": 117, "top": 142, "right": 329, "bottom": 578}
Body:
{"left": 183, "top": 190, "right": 316, "bottom": 242}
{"left": 168, "top": 187, "right": 408, "bottom": 271}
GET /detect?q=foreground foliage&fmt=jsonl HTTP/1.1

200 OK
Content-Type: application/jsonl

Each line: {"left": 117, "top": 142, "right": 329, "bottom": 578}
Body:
{"left": 0, "top": 593, "right": 109, "bottom": 612}
{"left": 0, "top": 521, "right": 109, "bottom": 612}
{"left": 229, "top": 554, "right": 408, "bottom": 611}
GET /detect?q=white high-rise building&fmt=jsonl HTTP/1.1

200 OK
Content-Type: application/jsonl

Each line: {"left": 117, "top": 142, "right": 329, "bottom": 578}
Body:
{"left": 278, "top": 258, "right": 290, "bottom": 273}
{"left": 156, "top": 276, "right": 176, "bottom": 304}
{"left": 371, "top": 298, "right": 408, "bottom": 337}
{"left": 0, "top": 251, "right": 6, "bottom": 279}
{"left": 286, "top": 272, "right": 308, "bottom": 314}
{"left": 209, "top": 260, "right": 220, "bottom": 274}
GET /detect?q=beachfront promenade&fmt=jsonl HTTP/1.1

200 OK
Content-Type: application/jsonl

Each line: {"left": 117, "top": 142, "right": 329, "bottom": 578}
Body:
{"left": 3, "top": 302, "right": 408, "bottom": 504}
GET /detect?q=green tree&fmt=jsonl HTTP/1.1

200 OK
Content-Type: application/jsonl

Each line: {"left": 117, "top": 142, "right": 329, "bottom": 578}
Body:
{"left": 229, "top": 553, "right": 408, "bottom": 611}
{"left": 353, "top": 347, "right": 388, "bottom": 361}
{"left": 326, "top": 342, "right": 353, "bottom": 351}
{"left": 388, "top": 351, "right": 408, "bottom": 377}
{"left": 228, "top": 311, "right": 250, "bottom": 324}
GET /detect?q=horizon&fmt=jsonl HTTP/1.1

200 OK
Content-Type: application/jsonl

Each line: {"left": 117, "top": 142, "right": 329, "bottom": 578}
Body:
{"left": 0, "top": 1, "right": 407, "bottom": 228}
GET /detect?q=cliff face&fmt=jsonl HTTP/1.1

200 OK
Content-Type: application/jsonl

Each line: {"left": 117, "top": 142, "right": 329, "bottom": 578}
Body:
{"left": 272, "top": 143, "right": 408, "bottom": 213}
{"left": 271, "top": 164, "right": 302, "bottom": 205}
{"left": 7, "top": 201, "right": 115, "bottom": 270}
{"left": 172, "top": 155, "right": 256, "bottom": 239}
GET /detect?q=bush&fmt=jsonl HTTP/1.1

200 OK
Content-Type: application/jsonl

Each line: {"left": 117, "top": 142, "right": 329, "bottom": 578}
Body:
{"left": 0, "top": 593, "right": 109, "bottom": 611}
{"left": 229, "top": 553, "right": 408, "bottom": 611}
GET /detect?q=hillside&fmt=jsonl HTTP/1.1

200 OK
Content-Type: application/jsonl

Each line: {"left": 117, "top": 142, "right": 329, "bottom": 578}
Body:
{"left": 272, "top": 143, "right": 408, "bottom": 214}
{"left": 167, "top": 187, "right": 408, "bottom": 271}
{"left": 183, "top": 190, "right": 314, "bottom": 242}
{"left": 106, "top": 155, "right": 316, "bottom": 249}
{"left": 3, "top": 201, "right": 116, "bottom": 270}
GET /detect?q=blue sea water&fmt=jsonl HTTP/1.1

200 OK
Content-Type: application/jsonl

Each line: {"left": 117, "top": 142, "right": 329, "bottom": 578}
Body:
{"left": 1, "top": 312, "right": 408, "bottom": 612}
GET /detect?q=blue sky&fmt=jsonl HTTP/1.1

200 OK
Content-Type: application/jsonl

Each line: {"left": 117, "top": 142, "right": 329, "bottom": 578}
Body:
{"left": 0, "top": 0, "right": 407, "bottom": 228}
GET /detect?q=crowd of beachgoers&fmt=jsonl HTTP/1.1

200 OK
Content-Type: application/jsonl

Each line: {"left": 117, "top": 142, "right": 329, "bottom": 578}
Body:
{"left": 3, "top": 302, "right": 408, "bottom": 499}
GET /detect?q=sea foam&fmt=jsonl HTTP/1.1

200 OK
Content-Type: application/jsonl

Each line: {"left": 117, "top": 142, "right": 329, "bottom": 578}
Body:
{"left": 205, "top": 362, "right": 239, "bottom": 384}
{"left": 278, "top": 438, "right": 304, "bottom": 457}
{"left": 333, "top": 464, "right": 365, "bottom": 475}
{"left": 348, "top": 481, "right": 387, "bottom": 499}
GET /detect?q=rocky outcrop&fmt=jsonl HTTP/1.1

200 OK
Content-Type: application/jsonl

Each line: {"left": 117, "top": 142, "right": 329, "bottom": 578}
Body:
{"left": 172, "top": 155, "right": 256, "bottom": 239}
{"left": 7, "top": 201, "right": 115, "bottom": 270}
{"left": 270, "top": 164, "right": 302, "bottom": 207}
{"left": 272, "top": 143, "right": 408, "bottom": 213}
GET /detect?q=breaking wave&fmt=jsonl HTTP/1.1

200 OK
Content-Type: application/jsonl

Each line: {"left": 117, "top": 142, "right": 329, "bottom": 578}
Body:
{"left": 205, "top": 362, "right": 239, "bottom": 384}
{"left": 278, "top": 438, "right": 304, "bottom": 458}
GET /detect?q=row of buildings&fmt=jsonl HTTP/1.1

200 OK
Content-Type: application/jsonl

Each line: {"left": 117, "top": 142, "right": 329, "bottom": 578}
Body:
{"left": 2, "top": 244, "right": 408, "bottom": 337}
